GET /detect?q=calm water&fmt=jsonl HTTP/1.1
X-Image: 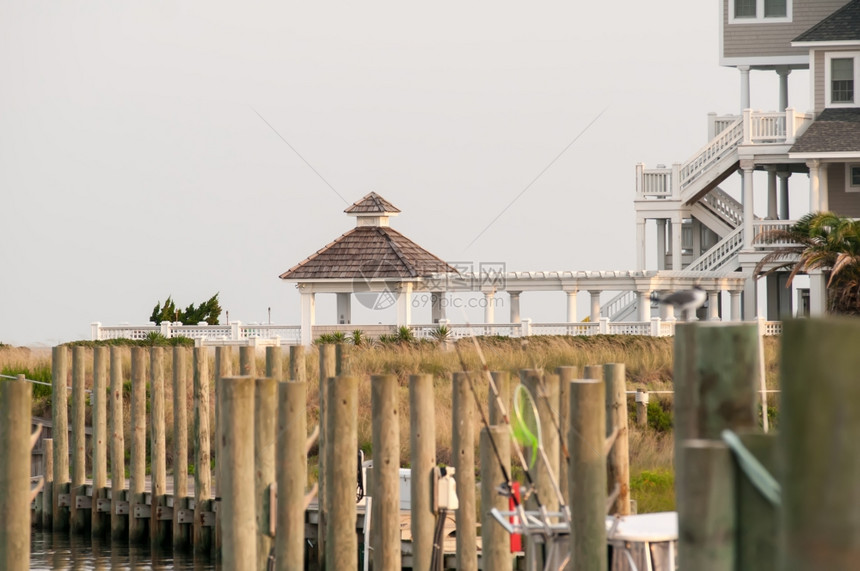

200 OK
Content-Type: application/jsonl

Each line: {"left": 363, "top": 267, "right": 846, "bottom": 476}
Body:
{"left": 30, "top": 532, "right": 220, "bottom": 570}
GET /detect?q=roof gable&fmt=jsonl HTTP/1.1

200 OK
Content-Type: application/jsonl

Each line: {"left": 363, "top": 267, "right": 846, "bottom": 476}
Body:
{"left": 794, "top": 0, "right": 860, "bottom": 43}
{"left": 344, "top": 192, "right": 401, "bottom": 215}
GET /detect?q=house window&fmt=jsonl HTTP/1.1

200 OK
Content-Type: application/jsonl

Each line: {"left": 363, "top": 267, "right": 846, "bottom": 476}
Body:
{"left": 848, "top": 164, "right": 860, "bottom": 192}
{"left": 832, "top": 58, "right": 854, "bottom": 103}
{"left": 730, "top": 0, "right": 791, "bottom": 22}
{"left": 826, "top": 53, "right": 860, "bottom": 107}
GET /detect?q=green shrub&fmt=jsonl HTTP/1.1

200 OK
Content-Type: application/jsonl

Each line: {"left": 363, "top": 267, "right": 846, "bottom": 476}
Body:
{"left": 630, "top": 469, "right": 675, "bottom": 513}
{"left": 647, "top": 400, "right": 673, "bottom": 432}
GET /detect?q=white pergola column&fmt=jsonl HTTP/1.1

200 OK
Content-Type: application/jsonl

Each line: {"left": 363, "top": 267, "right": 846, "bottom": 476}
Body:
{"left": 777, "top": 170, "right": 791, "bottom": 220}
{"left": 739, "top": 65, "right": 751, "bottom": 112}
{"left": 670, "top": 215, "right": 683, "bottom": 270}
{"left": 565, "top": 290, "right": 577, "bottom": 323}
{"left": 807, "top": 159, "right": 821, "bottom": 213}
{"left": 708, "top": 291, "right": 720, "bottom": 321}
{"left": 637, "top": 291, "right": 651, "bottom": 321}
{"left": 777, "top": 66, "right": 790, "bottom": 111}
{"left": 300, "top": 291, "right": 316, "bottom": 346}
{"left": 662, "top": 301, "right": 676, "bottom": 322}
{"left": 396, "top": 282, "right": 413, "bottom": 326}
{"left": 809, "top": 271, "right": 827, "bottom": 316}
{"left": 636, "top": 218, "right": 646, "bottom": 270}
{"left": 742, "top": 161, "right": 755, "bottom": 248}
{"left": 589, "top": 290, "right": 601, "bottom": 322}
{"left": 656, "top": 219, "right": 667, "bottom": 270}
{"left": 431, "top": 292, "right": 446, "bottom": 323}
{"left": 509, "top": 291, "right": 521, "bottom": 324}
{"left": 336, "top": 292, "right": 351, "bottom": 325}
{"left": 766, "top": 166, "right": 778, "bottom": 219}
{"left": 730, "top": 291, "right": 742, "bottom": 322}
{"left": 484, "top": 290, "right": 496, "bottom": 324}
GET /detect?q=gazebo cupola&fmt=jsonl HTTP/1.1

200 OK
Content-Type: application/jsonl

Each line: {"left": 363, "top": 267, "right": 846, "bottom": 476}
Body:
{"left": 279, "top": 192, "right": 456, "bottom": 345}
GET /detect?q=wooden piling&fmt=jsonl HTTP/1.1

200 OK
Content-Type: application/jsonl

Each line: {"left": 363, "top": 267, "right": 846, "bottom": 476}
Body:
{"left": 91, "top": 346, "right": 109, "bottom": 538}
{"left": 129, "top": 347, "right": 148, "bottom": 543}
{"left": 779, "top": 318, "right": 860, "bottom": 571}
{"left": 42, "top": 438, "right": 53, "bottom": 530}
{"left": 172, "top": 346, "right": 190, "bottom": 549}
{"left": 52, "top": 345, "right": 70, "bottom": 532}
{"left": 556, "top": 365, "right": 578, "bottom": 506}
{"left": 371, "top": 374, "right": 400, "bottom": 571}
{"left": 150, "top": 347, "right": 169, "bottom": 549}
{"left": 318, "top": 343, "right": 336, "bottom": 567}
{"left": 255, "top": 377, "right": 277, "bottom": 570}
{"left": 239, "top": 345, "right": 256, "bottom": 376}
{"left": 289, "top": 346, "right": 305, "bottom": 383}
{"left": 71, "top": 346, "right": 88, "bottom": 534}
{"left": 214, "top": 345, "right": 232, "bottom": 553}
{"left": 635, "top": 389, "right": 649, "bottom": 427}
{"left": 489, "top": 371, "right": 510, "bottom": 426}
{"left": 324, "top": 375, "right": 358, "bottom": 570}
{"left": 604, "top": 363, "right": 630, "bottom": 516}
{"left": 583, "top": 364, "right": 603, "bottom": 382}
{"left": 265, "top": 346, "right": 282, "bottom": 380}
{"left": 677, "top": 439, "right": 735, "bottom": 571}
{"left": 569, "top": 379, "right": 607, "bottom": 571}
{"left": 109, "top": 346, "right": 127, "bottom": 541}
{"left": 520, "top": 369, "right": 560, "bottom": 513}
{"left": 735, "top": 432, "right": 777, "bottom": 571}
{"left": 480, "top": 425, "right": 512, "bottom": 571}
{"left": 452, "top": 372, "right": 477, "bottom": 571}
{"left": 276, "top": 380, "right": 307, "bottom": 571}
{"left": 220, "top": 376, "right": 257, "bottom": 570}
{"left": 335, "top": 343, "right": 350, "bottom": 375}
{"left": 409, "top": 374, "right": 436, "bottom": 571}
{"left": 0, "top": 377, "right": 32, "bottom": 569}
{"left": 192, "top": 347, "right": 212, "bottom": 554}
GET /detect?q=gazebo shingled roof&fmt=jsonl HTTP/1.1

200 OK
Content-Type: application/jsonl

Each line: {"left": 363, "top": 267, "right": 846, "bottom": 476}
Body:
{"left": 279, "top": 193, "right": 455, "bottom": 280}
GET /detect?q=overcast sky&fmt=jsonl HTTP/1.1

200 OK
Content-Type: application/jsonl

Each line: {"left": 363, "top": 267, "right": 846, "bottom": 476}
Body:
{"left": 1, "top": 1, "right": 811, "bottom": 345}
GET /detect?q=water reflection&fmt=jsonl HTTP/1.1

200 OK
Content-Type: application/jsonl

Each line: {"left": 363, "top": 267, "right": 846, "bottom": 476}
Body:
{"left": 30, "top": 531, "right": 219, "bottom": 570}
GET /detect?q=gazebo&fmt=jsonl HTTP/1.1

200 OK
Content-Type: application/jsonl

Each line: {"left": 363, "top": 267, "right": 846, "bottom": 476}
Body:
{"left": 279, "top": 192, "right": 456, "bottom": 345}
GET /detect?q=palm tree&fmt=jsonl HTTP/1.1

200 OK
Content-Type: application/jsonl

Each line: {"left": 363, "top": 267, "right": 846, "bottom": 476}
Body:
{"left": 755, "top": 212, "right": 860, "bottom": 315}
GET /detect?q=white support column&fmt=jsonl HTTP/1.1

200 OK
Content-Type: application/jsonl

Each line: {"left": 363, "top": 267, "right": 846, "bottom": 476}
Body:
{"left": 671, "top": 215, "right": 683, "bottom": 270}
{"left": 730, "top": 291, "right": 742, "bottom": 322}
{"left": 637, "top": 291, "right": 651, "bottom": 321}
{"left": 766, "top": 166, "right": 778, "bottom": 219}
{"left": 565, "top": 290, "right": 577, "bottom": 323}
{"left": 300, "top": 291, "right": 316, "bottom": 346}
{"left": 636, "top": 219, "right": 646, "bottom": 270}
{"left": 820, "top": 162, "right": 829, "bottom": 212}
{"left": 589, "top": 290, "right": 601, "bottom": 323}
{"left": 777, "top": 66, "right": 790, "bottom": 111}
{"left": 336, "top": 293, "right": 351, "bottom": 325}
{"left": 742, "top": 161, "right": 755, "bottom": 248}
{"left": 809, "top": 271, "right": 827, "bottom": 316}
{"left": 739, "top": 65, "right": 751, "bottom": 112}
{"left": 777, "top": 170, "right": 791, "bottom": 220}
{"left": 663, "top": 302, "right": 676, "bottom": 322}
{"left": 708, "top": 291, "right": 720, "bottom": 321}
{"left": 508, "top": 291, "right": 521, "bottom": 324}
{"left": 656, "top": 219, "right": 667, "bottom": 270}
{"left": 807, "top": 159, "right": 821, "bottom": 213}
{"left": 483, "top": 290, "right": 496, "bottom": 324}
{"left": 431, "top": 292, "right": 446, "bottom": 323}
{"left": 396, "top": 282, "right": 413, "bottom": 326}
{"left": 91, "top": 322, "right": 102, "bottom": 341}
{"left": 743, "top": 278, "right": 758, "bottom": 321}
{"left": 691, "top": 218, "right": 702, "bottom": 259}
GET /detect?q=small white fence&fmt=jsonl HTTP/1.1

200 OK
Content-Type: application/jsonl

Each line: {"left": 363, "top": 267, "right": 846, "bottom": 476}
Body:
{"left": 91, "top": 318, "right": 783, "bottom": 346}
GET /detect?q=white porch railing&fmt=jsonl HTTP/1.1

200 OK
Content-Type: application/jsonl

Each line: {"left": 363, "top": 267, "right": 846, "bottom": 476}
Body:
{"left": 600, "top": 290, "right": 638, "bottom": 320}
{"left": 699, "top": 187, "right": 744, "bottom": 229}
{"left": 752, "top": 220, "right": 797, "bottom": 249}
{"left": 686, "top": 226, "right": 744, "bottom": 271}
{"left": 679, "top": 118, "right": 744, "bottom": 193}
{"left": 743, "top": 108, "right": 814, "bottom": 145}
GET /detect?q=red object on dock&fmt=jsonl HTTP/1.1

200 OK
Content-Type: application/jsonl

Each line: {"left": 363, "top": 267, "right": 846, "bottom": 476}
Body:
{"left": 510, "top": 482, "right": 522, "bottom": 552}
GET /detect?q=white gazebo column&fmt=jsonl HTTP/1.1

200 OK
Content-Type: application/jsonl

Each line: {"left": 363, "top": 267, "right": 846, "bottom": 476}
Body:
{"left": 766, "top": 166, "right": 778, "bottom": 219}
{"left": 730, "top": 290, "right": 742, "bottom": 322}
{"left": 509, "top": 291, "right": 521, "bottom": 324}
{"left": 396, "top": 282, "right": 413, "bottom": 327}
{"left": 637, "top": 291, "right": 651, "bottom": 321}
{"left": 431, "top": 292, "right": 446, "bottom": 323}
{"left": 565, "top": 290, "right": 577, "bottom": 323}
{"left": 589, "top": 290, "right": 601, "bottom": 322}
{"left": 777, "top": 66, "right": 790, "bottom": 111}
{"left": 300, "top": 291, "right": 316, "bottom": 346}
{"left": 670, "top": 215, "right": 683, "bottom": 270}
{"left": 739, "top": 65, "right": 751, "bottom": 112}
{"left": 708, "top": 291, "right": 720, "bottom": 321}
{"left": 807, "top": 160, "right": 821, "bottom": 213}
{"left": 483, "top": 290, "right": 496, "bottom": 324}
{"left": 777, "top": 170, "right": 791, "bottom": 220}
{"left": 741, "top": 161, "right": 755, "bottom": 248}
{"left": 656, "top": 219, "right": 667, "bottom": 270}
{"left": 809, "top": 271, "right": 827, "bottom": 316}
{"left": 636, "top": 218, "right": 646, "bottom": 270}
{"left": 336, "top": 292, "right": 351, "bottom": 325}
